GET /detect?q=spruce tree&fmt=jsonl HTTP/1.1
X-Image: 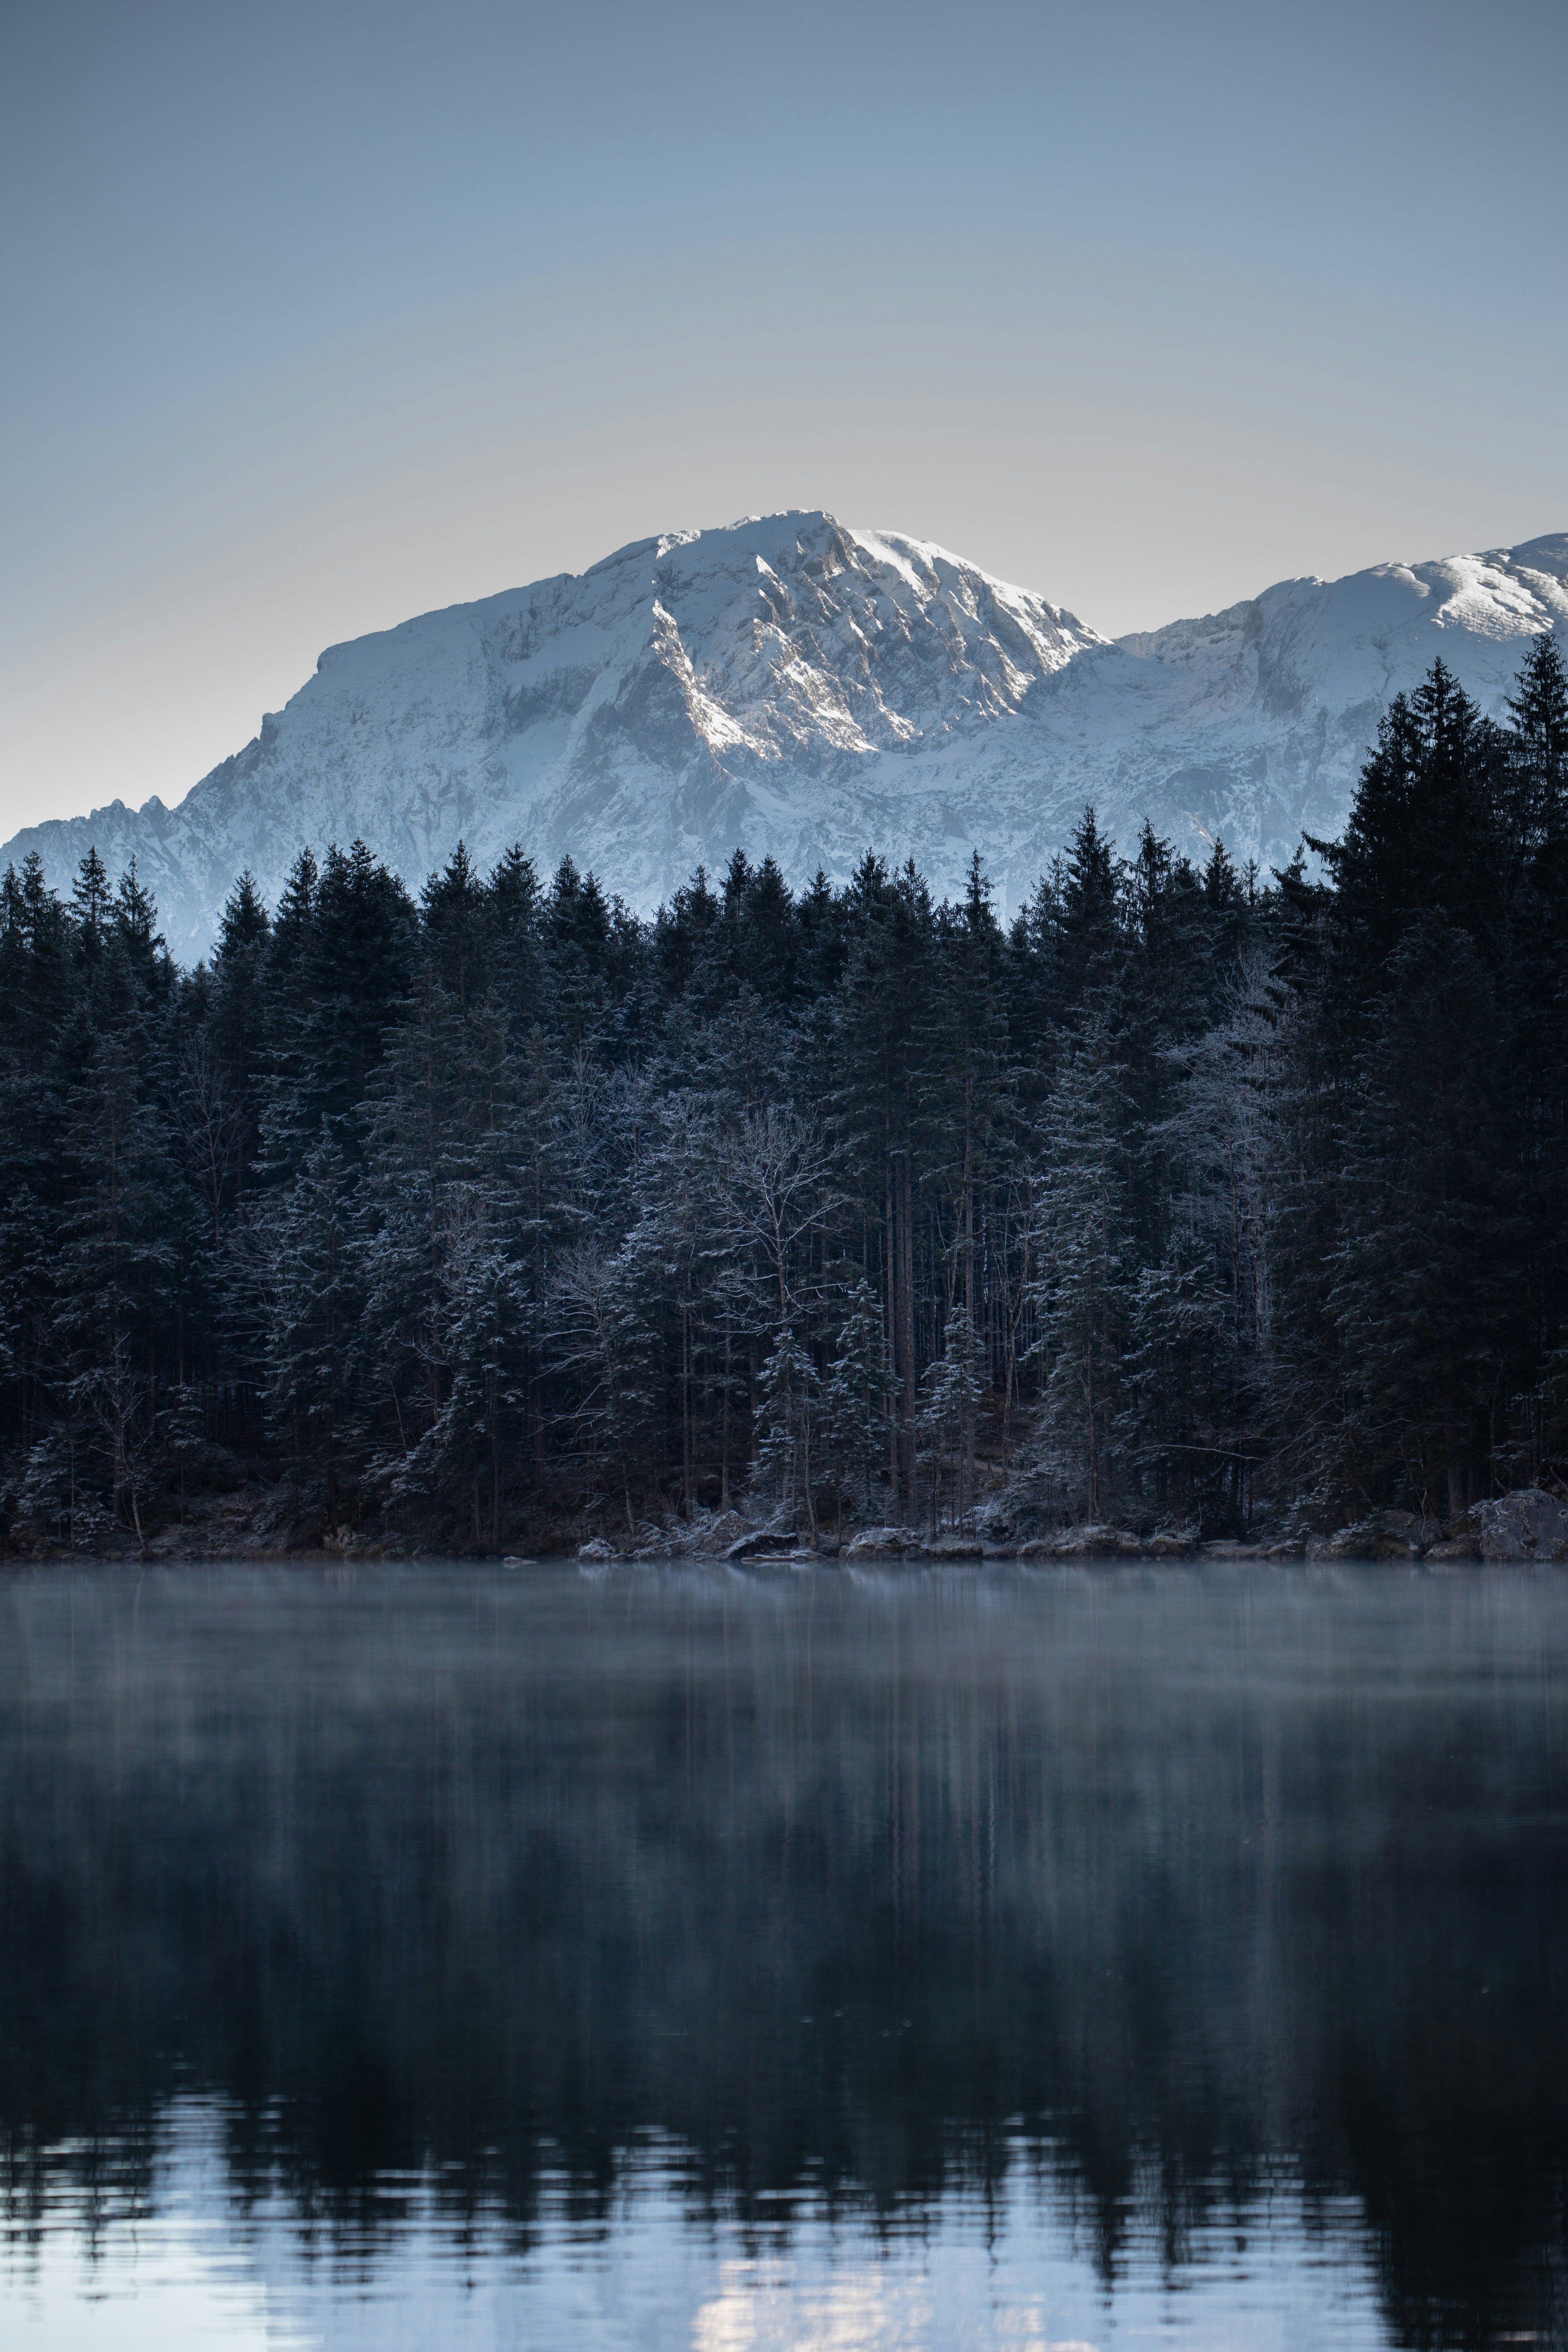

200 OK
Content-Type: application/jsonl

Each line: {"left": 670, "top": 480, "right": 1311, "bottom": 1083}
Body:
{"left": 421, "top": 840, "right": 489, "bottom": 1008}
{"left": 485, "top": 844, "right": 546, "bottom": 1036}
{"left": 550, "top": 1240, "right": 657, "bottom": 1538}
{"left": 920, "top": 855, "right": 1009, "bottom": 1334}
{"left": 917, "top": 1303, "right": 983, "bottom": 1531}
{"left": 1326, "top": 915, "right": 1519, "bottom": 1520}
{"left": 822, "top": 1278, "right": 897, "bottom": 1521}
{"left": 754, "top": 1324, "right": 819, "bottom": 1535}
{"left": 1125, "top": 1231, "right": 1236, "bottom": 1531}
{"left": 58, "top": 1027, "right": 180, "bottom": 1542}
{"left": 264, "top": 841, "right": 418, "bottom": 1178}
{"left": 1027, "top": 1012, "right": 1136, "bottom": 1522}
{"left": 261, "top": 1127, "right": 364, "bottom": 1520}
{"left": 830, "top": 855, "right": 935, "bottom": 1498}
{"left": 1508, "top": 633, "right": 1568, "bottom": 849}
{"left": 209, "top": 872, "right": 272, "bottom": 1215}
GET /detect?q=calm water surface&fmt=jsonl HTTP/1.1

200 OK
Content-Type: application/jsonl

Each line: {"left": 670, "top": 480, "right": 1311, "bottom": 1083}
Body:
{"left": 1, "top": 1560, "right": 1566, "bottom": 2349}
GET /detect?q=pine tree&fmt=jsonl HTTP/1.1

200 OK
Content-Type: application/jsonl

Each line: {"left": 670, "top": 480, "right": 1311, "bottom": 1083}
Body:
{"left": 1508, "top": 633, "right": 1568, "bottom": 849}
{"left": 1057, "top": 806, "right": 1123, "bottom": 1009}
{"left": 822, "top": 1278, "right": 897, "bottom": 1520}
{"left": 652, "top": 864, "right": 723, "bottom": 1010}
{"left": 261, "top": 1127, "right": 364, "bottom": 1520}
{"left": 263, "top": 841, "right": 418, "bottom": 1179}
{"left": 357, "top": 950, "right": 521, "bottom": 1512}
{"left": 1313, "top": 661, "right": 1506, "bottom": 1017}
{"left": 113, "top": 860, "right": 168, "bottom": 1000}
{"left": 486, "top": 845, "right": 546, "bottom": 1036}
{"left": 917, "top": 1303, "right": 982, "bottom": 1530}
{"left": 14, "top": 1415, "right": 112, "bottom": 1552}
{"left": 421, "top": 840, "right": 489, "bottom": 1008}
{"left": 0, "top": 1190, "right": 54, "bottom": 1472}
{"left": 754, "top": 1323, "right": 819, "bottom": 1534}
{"left": 1124, "top": 1230, "right": 1237, "bottom": 1531}
{"left": 389, "top": 1220, "right": 527, "bottom": 1549}
{"left": 56, "top": 1025, "right": 182, "bottom": 1544}
{"left": 210, "top": 872, "right": 271, "bottom": 1212}
{"left": 546, "top": 858, "right": 617, "bottom": 1052}
{"left": 1325, "top": 915, "right": 1520, "bottom": 1521}
{"left": 831, "top": 855, "right": 936, "bottom": 1498}
{"left": 550, "top": 1240, "right": 658, "bottom": 1537}
{"left": 920, "top": 854, "right": 1010, "bottom": 1336}
{"left": 71, "top": 847, "right": 110, "bottom": 960}
{"left": 1, "top": 855, "right": 76, "bottom": 1090}
{"left": 1027, "top": 1014, "right": 1136, "bottom": 1522}
{"left": 1136, "top": 946, "right": 1278, "bottom": 1525}
{"left": 157, "top": 1383, "right": 209, "bottom": 1524}
{"left": 1505, "top": 639, "right": 1568, "bottom": 1445}
{"left": 620, "top": 1092, "right": 731, "bottom": 1516}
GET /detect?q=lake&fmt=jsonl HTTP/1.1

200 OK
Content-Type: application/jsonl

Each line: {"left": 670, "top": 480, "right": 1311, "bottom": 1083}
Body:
{"left": 1, "top": 1559, "right": 1564, "bottom": 2350}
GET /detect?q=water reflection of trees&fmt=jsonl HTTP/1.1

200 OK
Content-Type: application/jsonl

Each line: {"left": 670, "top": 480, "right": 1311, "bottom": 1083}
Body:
{"left": 1, "top": 1564, "right": 1566, "bottom": 2349}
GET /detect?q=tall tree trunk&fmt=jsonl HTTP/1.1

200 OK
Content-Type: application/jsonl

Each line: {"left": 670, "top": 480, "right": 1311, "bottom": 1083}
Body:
{"left": 900, "top": 1153, "right": 917, "bottom": 1500}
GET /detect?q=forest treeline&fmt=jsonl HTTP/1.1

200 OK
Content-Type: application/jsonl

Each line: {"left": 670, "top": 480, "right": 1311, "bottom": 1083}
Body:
{"left": 2, "top": 644, "right": 1566, "bottom": 1551}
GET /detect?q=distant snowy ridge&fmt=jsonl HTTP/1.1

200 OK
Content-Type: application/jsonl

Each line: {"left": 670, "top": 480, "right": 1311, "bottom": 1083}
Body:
{"left": 6, "top": 511, "right": 1566, "bottom": 960}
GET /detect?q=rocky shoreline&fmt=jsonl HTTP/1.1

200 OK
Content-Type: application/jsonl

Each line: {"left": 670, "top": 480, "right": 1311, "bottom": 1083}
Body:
{"left": 565, "top": 1489, "right": 1568, "bottom": 1568}
{"left": 13, "top": 1487, "right": 1568, "bottom": 1569}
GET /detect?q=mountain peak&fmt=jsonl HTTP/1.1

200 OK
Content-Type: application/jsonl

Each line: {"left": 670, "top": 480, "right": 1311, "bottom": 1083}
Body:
{"left": 4, "top": 521, "right": 1564, "bottom": 959}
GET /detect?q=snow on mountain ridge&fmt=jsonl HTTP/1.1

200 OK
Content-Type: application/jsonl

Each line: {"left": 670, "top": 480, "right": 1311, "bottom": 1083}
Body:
{"left": 4, "top": 514, "right": 1564, "bottom": 961}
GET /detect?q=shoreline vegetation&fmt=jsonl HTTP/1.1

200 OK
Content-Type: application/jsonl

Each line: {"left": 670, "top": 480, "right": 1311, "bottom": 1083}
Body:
{"left": 2, "top": 644, "right": 1567, "bottom": 1566}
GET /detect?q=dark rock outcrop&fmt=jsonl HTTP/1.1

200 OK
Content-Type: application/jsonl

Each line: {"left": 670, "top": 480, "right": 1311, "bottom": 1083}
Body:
{"left": 1474, "top": 1490, "right": 1568, "bottom": 1561}
{"left": 845, "top": 1526, "right": 929, "bottom": 1559}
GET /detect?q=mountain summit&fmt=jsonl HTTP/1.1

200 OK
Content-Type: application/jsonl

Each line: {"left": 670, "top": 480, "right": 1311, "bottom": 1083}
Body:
{"left": 7, "top": 511, "right": 1567, "bottom": 958}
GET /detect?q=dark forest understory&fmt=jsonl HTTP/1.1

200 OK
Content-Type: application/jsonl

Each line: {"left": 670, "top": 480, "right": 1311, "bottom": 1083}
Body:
{"left": 2, "top": 643, "right": 1566, "bottom": 1557}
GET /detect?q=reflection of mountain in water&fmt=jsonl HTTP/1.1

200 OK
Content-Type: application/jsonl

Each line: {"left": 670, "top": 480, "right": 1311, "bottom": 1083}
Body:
{"left": 1, "top": 1564, "right": 1566, "bottom": 2349}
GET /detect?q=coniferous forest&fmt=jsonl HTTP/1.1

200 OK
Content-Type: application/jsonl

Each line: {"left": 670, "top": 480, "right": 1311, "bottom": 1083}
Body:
{"left": 2, "top": 643, "right": 1566, "bottom": 1556}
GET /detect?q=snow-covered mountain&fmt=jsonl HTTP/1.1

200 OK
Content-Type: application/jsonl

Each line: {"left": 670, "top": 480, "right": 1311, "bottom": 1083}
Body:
{"left": 6, "top": 511, "right": 1567, "bottom": 960}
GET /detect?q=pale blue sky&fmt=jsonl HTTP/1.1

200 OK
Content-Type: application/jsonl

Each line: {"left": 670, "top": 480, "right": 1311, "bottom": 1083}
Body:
{"left": 3, "top": 0, "right": 1565, "bottom": 831}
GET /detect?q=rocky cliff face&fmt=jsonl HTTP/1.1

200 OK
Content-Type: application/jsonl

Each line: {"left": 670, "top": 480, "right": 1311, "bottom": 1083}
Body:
{"left": 6, "top": 512, "right": 1566, "bottom": 959}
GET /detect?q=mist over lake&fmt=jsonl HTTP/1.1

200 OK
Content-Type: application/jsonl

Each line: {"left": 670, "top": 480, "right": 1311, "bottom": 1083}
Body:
{"left": 2, "top": 1559, "right": 1566, "bottom": 2349}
